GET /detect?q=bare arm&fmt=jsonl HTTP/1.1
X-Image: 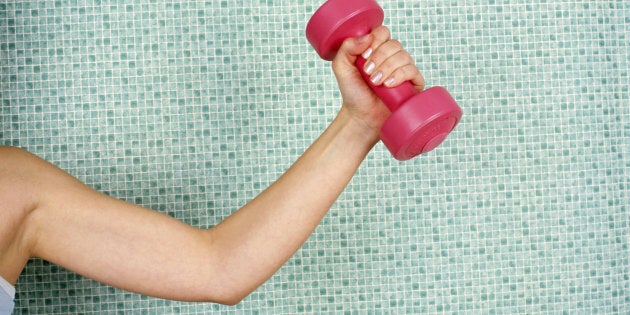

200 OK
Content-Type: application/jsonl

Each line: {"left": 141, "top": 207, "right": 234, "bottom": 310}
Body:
{"left": 22, "top": 107, "right": 376, "bottom": 305}
{"left": 0, "top": 26, "right": 424, "bottom": 305}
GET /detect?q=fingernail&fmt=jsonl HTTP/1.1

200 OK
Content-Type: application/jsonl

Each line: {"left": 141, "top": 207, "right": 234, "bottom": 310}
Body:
{"left": 361, "top": 47, "right": 373, "bottom": 59}
{"left": 357, "top": 35, "right": 370, "bottom": 44}
{"left": 371, "top": 71, "right": 383, "bottom": 84}
{"left": 384, "top": 77, "right": 395, "bottom": 87}
{"left": 365, "top": 61, "right": 375, "bottom": 75}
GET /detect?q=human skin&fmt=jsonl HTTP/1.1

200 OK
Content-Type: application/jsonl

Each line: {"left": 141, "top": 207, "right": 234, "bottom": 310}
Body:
{"left": 0, "top": 26, "right": 424, "bottom": 305}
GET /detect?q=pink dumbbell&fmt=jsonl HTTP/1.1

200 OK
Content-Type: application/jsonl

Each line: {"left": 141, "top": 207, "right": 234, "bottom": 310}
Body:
{"left": 306, "top": 0, "right": 463, "bottom": 160}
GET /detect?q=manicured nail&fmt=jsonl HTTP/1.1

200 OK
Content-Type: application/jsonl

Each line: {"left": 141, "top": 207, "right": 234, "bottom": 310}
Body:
{"left": 365, "top": 61, "right": 375, "bottom": 75}
{"left": 357, "top": 35, "right": 370, "bottom": 44}
{"left": 361, "top": 47, "right": 373, "bottom": 59}
{"left": 371, "top": 71, "right": 383, "bottom": 84}
{"left": 384, "top": 76, "right": 396, "bottom": 87}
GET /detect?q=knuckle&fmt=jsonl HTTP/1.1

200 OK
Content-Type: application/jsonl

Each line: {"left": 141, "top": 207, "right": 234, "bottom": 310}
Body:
{"left": 390, "top": 39, "right": 403, "bottom": 50}
{"left": 380, "top": 26, "right": 391, "bottom": 39}
{"left": 408, "top": 64, "right": 422, "bottom": 78}
{"left": 373, "top": 25, "right": 390, "bottom": 42}
{"left": 403, "top": 65, "right": 416, "bottom": 77}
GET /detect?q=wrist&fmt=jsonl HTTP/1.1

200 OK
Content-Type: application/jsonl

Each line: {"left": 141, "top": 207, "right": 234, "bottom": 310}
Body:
{"left": 333, "top": 106, "right": 381, "bottom": 150}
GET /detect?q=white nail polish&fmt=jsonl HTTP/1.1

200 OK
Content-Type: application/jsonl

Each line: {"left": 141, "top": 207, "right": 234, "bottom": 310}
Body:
{"left": 365, "top": 62, "right": 375, "bottom": 75}
{"left": 362, "top": 47, "right": 373, "bottom": 59}
{"left": 371, "top": 72, "right": 382, "bottom": 84}
{"left": 357, "top": 35, "right": 370, "bottom": 44}
{"left": 384, "top": 77, "right": 395, "bottom": 87}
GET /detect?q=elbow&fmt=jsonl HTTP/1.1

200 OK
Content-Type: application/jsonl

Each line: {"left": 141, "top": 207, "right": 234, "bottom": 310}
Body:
{"left": 212, "top": 288, "right": 248, "bottom": 306}
{"left": 204, "top": 287, "right": 251, "bottom": 306}
{"left": 218, "top": 295, "right": 246, "bottom": 307}
{"left": 168, "top": 281, "right": 251, "bottom": 305}
{"left": 195, "top": 275, "right": 256, "bottom": 306}
{"left": 196, "top": 231, "right": 264, "bottom": 306}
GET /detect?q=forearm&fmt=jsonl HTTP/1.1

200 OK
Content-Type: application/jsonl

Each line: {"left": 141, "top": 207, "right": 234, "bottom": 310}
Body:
{"left": 205, "top": 106, "right": 379, "bottom": 302}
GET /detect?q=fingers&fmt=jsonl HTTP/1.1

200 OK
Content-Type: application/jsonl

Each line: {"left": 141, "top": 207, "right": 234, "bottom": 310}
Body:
{"left": 332, "top": 25, "right": 427, "bottom": 92}
{"left": 332, "top": 33, "right": 374, "bottom": 79}
{"left": 361, "top": 26, "right": 426, "bottom": 91}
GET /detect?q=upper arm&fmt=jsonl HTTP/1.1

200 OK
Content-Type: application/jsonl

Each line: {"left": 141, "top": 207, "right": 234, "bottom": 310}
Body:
{"left": 0, "top": 146, "right": 239, "bottom": 304}
{"left": 0, "top": 146, "right": 40, "bottom": 284}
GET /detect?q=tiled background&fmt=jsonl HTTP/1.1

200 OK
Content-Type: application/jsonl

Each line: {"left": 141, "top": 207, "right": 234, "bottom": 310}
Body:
{"left": 1, "top": 0, "right": 628, "bottom": 313}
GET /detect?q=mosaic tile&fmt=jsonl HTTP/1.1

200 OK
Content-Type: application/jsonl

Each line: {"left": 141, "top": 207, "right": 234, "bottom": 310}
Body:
{"left": 1, "top": 0, "right": 628, "bottom": 314}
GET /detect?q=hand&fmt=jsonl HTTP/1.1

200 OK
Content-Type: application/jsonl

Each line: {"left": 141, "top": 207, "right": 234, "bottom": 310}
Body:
{"left": 331, "top": 26, "right": 425, "bottom": 137}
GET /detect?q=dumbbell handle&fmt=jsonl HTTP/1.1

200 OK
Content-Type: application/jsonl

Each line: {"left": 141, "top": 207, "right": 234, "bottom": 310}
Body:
{"left": 355, "top": 56, "right": 418, "bottom": 113}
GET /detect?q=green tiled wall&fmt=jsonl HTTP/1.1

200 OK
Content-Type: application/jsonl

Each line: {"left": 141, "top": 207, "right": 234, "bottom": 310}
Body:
{"left": 1, "top": 0, "right": 628, "bottom": 313}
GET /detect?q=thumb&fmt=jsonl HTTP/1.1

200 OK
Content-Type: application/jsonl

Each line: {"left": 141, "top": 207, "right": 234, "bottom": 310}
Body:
{"left": 331, "top": 34, "right": 373, "bottom": 76}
